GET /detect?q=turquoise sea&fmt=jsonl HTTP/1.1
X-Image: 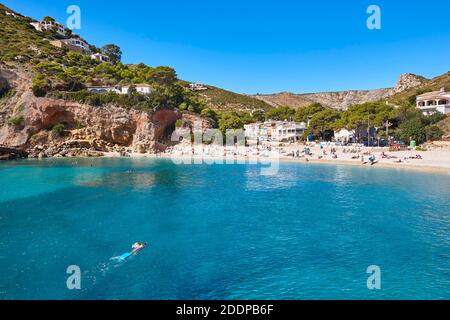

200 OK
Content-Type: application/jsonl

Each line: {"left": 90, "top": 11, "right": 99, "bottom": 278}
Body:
{"left": 0, "top": 158, "right": 449, "bottom": 300}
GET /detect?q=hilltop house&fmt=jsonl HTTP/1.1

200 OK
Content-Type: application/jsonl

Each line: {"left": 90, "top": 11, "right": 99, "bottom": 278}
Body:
{"left": 5, "top": 11, "right": 18, "bottom": 18}
{"left": 91, "top": 53, "right": 110, "bottom": 63}
{"left": 121, "top": 84, "right": 153, "bottom": 95}
{"left": 87, "top": 86, "right": 121, "bottom": 94}
{"left": 416, "top": 88, "right": 450, "bottom": 115}
{"left": 87, "top": 84, "right": 153, "bottom": 95}
{"left": 50, "top": 38, "right": 91, "bottom": 54}
{"left": 189, "top": 83, "right": 208, "bottom": 91}
{"left": 30, "top": 20, "right": 66, "bottom": 37}
{"left": 62, "top": 38, "right": 91, "bottom": 54}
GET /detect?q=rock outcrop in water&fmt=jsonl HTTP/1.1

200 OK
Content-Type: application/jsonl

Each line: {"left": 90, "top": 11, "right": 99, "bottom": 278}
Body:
{"left": 0, "top": 66, "right": 209, "bottom": 158}
{"left": 0, "top": 146, "right": 28, "bottom": 160}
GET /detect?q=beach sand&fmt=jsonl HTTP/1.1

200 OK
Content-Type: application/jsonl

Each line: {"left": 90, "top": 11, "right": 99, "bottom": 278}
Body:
{"left": 104, "top": 144, "right": 450, "bottom": 175}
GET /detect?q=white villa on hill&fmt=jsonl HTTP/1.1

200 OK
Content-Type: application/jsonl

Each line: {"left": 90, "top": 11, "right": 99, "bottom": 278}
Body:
{"left": 244, "top": 121, "right": 307, "bottom": 143}
{"left": 416, "top": 88, "right": 450, "bottom": 115}
{"left": 5, "top": 11, "right": 18, "bottom": 18}
{"left": 87, "top": 84, "right": 153, "bottom": 95}
{"left": 30, "top": 20, "right": 66, "bottom": 37}
{"left": 121, "top": 84, "right": 153, "bottom": 95}
{"left": 87, "top": 86, "right": 121, "bottom": 94}
{"left": 49, "top": 38, "right": 91, "bottom": 54}
{"left": 62, "top": 38, "right": 91, "bottom": 53}
{"left": 189, "top": 83, "right": 208, "bottom": 91}
{"left": 91, "top": 53, "right": 110, "bottom": 63}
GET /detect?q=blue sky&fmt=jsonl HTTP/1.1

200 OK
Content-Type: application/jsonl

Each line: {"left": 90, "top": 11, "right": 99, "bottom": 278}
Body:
{"left": 3, "top": 0, "right": 450, "bottom": 94}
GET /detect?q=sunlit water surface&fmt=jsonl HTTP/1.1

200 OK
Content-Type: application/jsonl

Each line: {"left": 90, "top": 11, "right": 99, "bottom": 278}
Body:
{"left": 0, "top": 158, "right": 449, "bottom": 299}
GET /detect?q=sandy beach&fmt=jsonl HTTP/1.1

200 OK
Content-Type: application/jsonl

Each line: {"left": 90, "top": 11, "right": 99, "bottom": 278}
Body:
{"left": 104, "top": 143, "right": 450, "bottom": 174}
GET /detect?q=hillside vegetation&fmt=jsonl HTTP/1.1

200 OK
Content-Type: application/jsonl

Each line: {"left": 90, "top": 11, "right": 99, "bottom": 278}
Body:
{"left": 0, "top": 3, "right": 448, "bottom": 143}
{"left": 0, "top": 5, "right": 62, "bottom": 63}
{"left": 0, "top": 3, "right": 275, "bottom": 132}
{"left": 198, "top": 86, "right": 272, "bottom": 112}
{"left": 388, "top": 71, "right": 450, "bottom": 107}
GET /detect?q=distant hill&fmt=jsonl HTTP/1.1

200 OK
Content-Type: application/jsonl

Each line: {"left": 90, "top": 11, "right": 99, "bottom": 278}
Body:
{"left": 195, "top": 85, "right": 272, "bottom": 112}
{"left": 0, "top": 1, "right": 448, "bottom": 117}
{"left": 388, "top": 71, "right": 450, "bottom": 107}
{"left": 252, "top": 74, "right": 428, "bottom": 110}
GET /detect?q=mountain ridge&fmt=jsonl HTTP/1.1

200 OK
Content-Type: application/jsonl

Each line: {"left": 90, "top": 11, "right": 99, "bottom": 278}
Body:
{"left": 250, "top": 73, "right": 428, "bottom": 110}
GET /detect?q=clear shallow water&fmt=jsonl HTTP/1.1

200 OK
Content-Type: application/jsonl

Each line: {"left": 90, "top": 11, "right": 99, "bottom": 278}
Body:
{"left": 0, "top": 158, "right": 449, "bottom": 300}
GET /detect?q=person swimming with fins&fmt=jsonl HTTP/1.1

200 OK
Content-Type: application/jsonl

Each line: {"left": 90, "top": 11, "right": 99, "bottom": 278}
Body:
{"left": 131, "top": 242, "right": 148, "bottom": 255}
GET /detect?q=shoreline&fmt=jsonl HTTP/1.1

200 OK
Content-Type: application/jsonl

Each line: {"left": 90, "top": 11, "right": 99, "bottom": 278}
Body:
{"left": 102, "top": 151, "right": 450, "bottom": 175}
{"left": 3, "top": 148, "right": 449, "bottom": 175}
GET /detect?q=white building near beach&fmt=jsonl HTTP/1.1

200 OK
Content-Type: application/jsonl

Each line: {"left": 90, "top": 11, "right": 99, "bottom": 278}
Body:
{"left": 272, "top": 122, "right": 307, "bottom": 142}
{"left": 334, "top": 129, "right": 356, "bottom": 143}
{"left": 244, "top": 123, "right": 269, "bottom": 142}
{"left": 245, "top": 121, "right": 306, "bottom": 143}
{"left": 416, "top": 88, "right": 450, "bottom": 115}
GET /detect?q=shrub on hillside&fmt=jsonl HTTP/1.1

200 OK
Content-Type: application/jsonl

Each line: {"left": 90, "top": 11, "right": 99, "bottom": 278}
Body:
{"left": 51, "top": 123, "right": 65, "bottom": 137}
{"left": 425, "top": 125, "right": 443, "bottom": 141}
{"left": 32, "top": 75, "right": 50, "bottom": 97}
{"left": 7, "top": 115, "right": 24, "bottom": 126}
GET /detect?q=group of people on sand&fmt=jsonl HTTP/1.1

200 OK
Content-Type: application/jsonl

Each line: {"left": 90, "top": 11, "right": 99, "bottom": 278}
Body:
{"left": 342, "top": 147, "right": 363, "bottom": 154}
{"left": 379, "top": 152, "right": 423, "bottom": 163}
{"left": 287, "top": 147, "right": 315, "bottom": 159}
{"left": 359, "top": 154, "right": 377, "bottom": 165}
{"left": 162, "top": 143, "right": 427, "bottom": 168}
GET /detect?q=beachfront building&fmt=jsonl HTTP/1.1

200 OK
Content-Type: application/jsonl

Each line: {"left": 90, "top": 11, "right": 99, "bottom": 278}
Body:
{"left": 244, "top": 123, "right": 269, "bottom": 142}
{"left": 272, "top": 122, "right": 307, "bottom": 142}
{"left": 334, "top": 128, "right": 356, "bottom": 143}
{"left": 30, "top": 20, "right": 66, "bottom": 37}
{"left": 416, "top": 88, "right": 450, "bottom": 115}
{"left": 121, "top": 84, "right": 153, "bottom": 95}
{"left": 91, "top": 53, "right": 110, "bottom": 63}
{"left": 244, "top": 121, "right": 306, "bottom": 143}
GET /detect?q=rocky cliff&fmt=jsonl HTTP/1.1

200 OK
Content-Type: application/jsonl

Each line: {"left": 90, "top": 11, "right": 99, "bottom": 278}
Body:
{"left": 253, "top": 74, "right": 428, "bottom": 110}
{"left": 0, "top": 66, "right": 205, "bottom": 159}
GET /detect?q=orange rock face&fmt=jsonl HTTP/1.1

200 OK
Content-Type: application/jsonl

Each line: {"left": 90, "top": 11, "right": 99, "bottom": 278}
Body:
{"left": 1, "top": 95, "right": 185, "bottom": 155}
{"left": 0, "top": 68, "right": 207, "bottom": 157}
